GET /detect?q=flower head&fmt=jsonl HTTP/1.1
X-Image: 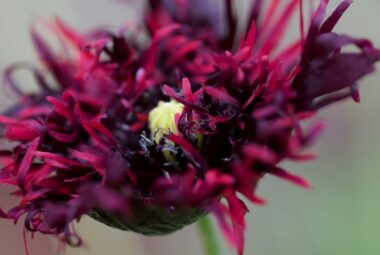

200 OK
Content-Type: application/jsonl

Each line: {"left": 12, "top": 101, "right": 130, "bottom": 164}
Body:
{"left": 0, "top": 0, "right": 379, "bottom": 254}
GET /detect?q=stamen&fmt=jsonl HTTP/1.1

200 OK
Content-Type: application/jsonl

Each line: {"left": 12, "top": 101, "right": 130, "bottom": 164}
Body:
{"left": 148, "top": 100, "right": 184, "bottom": 161}
{"left": 148, "top": 99, "right": 184, "bottom": 143}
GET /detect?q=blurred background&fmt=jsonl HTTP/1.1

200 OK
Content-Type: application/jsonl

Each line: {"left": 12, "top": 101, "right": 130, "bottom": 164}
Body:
{"left": 0, "top": 0, "right": 379, "bottom": 254}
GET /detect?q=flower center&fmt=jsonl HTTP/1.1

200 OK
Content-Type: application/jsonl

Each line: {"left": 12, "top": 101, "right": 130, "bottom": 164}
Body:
{"left": 148, "top": 99, "right": 184, "bottom": 143}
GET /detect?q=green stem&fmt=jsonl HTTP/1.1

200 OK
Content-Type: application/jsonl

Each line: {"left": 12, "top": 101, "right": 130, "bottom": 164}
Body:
{"left": 197, "top": 216, "right": 223, "bottom": 255}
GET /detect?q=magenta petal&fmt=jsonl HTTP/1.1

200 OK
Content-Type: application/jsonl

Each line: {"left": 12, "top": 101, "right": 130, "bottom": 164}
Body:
{"left": 267, "top": 166, "right": 312, "bottom": 189}
{"left": 17, "top": 137, "right": 40, "bottom": 191}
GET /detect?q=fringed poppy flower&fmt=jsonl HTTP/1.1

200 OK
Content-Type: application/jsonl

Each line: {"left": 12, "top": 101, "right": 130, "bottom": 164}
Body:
{"left": 0, "top": 0, "right": 379, "bottom": 254}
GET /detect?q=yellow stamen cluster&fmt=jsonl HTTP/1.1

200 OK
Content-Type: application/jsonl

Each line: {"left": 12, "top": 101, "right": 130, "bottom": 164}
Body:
{"left": 148, "top": 99, "right": 184, "bottom": 143}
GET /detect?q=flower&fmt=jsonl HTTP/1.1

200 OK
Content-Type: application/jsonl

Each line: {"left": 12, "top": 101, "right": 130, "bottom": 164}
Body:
{"left": 0, "top": 0, "right": 379, "bottom": 254}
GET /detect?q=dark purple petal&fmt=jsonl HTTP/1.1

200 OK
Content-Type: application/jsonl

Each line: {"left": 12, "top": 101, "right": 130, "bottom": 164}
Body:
{"left": 319, "top": 0, "right": 352, "bottom": 34}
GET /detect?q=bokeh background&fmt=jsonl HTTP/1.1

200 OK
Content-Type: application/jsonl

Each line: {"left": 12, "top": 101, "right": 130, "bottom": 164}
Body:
{"left": 0, "top": 1, "right": 379, "bottom": 254}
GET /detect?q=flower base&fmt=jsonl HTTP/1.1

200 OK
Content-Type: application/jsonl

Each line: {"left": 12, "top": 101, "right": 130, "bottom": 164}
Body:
{"left": 88, "top": 206, "right": 206, "bottom": 235}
